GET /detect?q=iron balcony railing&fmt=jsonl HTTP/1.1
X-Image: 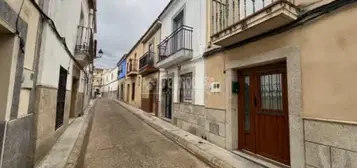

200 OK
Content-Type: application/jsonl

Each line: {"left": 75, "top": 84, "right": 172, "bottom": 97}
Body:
{"left": 75, "top": 25, "right": 95, "bottom": 57}
{"left": 211, "top": 0, "right": 294, "bottom": 36}
{"left": 139, "top": 51, "right": 155, "bottom": 70}
{"left": 158, "top": 25, "right": 193, "bottom": 62}
{"left": 127, "top": 59, "right": 138, "bottom": 73}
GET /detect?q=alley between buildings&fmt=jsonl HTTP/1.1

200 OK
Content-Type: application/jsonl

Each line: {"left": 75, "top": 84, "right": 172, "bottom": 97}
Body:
{"left": 83, "top": 99, "right": 211, "bottom": 168}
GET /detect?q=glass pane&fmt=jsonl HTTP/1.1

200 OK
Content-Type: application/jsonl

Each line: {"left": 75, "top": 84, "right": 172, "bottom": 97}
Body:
{"left": 246, "top": 0, "right": 254, "bottom": 17}
{"left": 255, "top": 0, "right": 264, "bottom": 13}
{"left": 260, "top": 73, "right": 283, "bottom": 110}
{"left": 244, "top": 76, "right": 250, "bottom": 132}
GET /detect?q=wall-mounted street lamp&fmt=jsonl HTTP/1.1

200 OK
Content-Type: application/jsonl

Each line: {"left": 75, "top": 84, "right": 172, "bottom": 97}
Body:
{"left": 97, "top": 49, "right": 104, "bottom": 58}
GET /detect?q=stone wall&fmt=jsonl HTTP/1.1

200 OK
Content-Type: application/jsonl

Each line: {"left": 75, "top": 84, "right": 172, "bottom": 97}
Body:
{"left": 173, "top": 103, "right": 227, "bottom": 148}
{"left": 304, "top": 119, "right": 357, "bottom": 168}
{"left": 102, "top": 92, "right": 108, "bottom": 98}
{"left": 109, "top": 91, "right": 118, "bottom": 99}
{"left": 33, "top": 86, "right": 71, "bottom": 163}
{"left": 1, "top": 114, "right": 33, "bottom": 167}
{"left": 102, "top": 91, "right": 118, "bottom": 99}
{"left": 75, "top": 92, "right": 84, "bottom": 117}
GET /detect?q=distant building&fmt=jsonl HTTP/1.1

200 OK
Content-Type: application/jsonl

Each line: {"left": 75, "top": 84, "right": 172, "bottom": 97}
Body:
{"left": 93, "top": 68, "right": 104, "bottom": 96}
{"left": 117, "top": 54, "right": 128, "bottom": 101}
{"left": 101, "top": 67, "right": 119, "bottom": 99}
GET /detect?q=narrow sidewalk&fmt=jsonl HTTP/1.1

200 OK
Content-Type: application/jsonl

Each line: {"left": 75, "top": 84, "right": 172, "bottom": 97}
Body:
{"left": 36, "top": 100, "right": 96, "bottom": 168}
{"left": 114, "top": 100, "right": 281, "bottom": 168}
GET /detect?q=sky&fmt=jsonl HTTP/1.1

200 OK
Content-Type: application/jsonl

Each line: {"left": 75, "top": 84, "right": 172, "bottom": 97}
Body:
{"left": 94, "top": 0, "right": 170, "bottom": 69}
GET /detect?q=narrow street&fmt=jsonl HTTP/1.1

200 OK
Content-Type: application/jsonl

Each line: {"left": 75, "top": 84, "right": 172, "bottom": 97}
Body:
{"left": 83, "top": 99, "right": 211, "bottom": 168}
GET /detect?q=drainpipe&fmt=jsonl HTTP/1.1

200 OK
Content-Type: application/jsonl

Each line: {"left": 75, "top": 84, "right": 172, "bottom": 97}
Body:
{"left": 27, "top": 0, "right": 46, "bottom": 166}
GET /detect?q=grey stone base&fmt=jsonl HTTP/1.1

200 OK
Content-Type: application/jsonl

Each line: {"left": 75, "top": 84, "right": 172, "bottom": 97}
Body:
{"left": 102, "top": 91, "right": 118, "bottom": 99}
{"left": 36, "top": 100, "right": 96, "bottom": 168}
{"left": 1, "top": 115, "right": 33, "bottom": 168}
{"left": 33, "top": 86, "right": 71, "bottom": 163}
{"left": 74, "top": 92, "right": 84, "bottom": 117}
{"left": 304, "top": 119, "right": 357, "bottom": 168}
{"left": 173, "top": 103, "right": 227, "bottom": 148}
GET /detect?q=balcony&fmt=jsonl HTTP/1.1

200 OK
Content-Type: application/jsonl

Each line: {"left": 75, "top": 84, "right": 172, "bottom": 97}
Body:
{"left": 75, "top": 25, "right": 95, "bottom": 66}
{"left": 211, "top": 0, "right": 299, "bottom": 47}
{"left": 127, "top": 59, "right": 138, "bottom": 77}
{"left": 139, "top": 51, "right": 158, "bottom": 76}
{"left": 157, "top": 25, "right": 193, "bottom": 68}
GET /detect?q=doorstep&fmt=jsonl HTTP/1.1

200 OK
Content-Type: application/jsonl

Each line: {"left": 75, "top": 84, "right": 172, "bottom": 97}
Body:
{"left": 114, "top": 100, "right": 280, "bottom": 168}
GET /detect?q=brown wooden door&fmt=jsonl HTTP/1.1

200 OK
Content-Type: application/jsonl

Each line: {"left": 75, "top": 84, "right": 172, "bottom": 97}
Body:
{"left": 238, "top": 62, "right": 290, "bottom": 165}
{"left": 149, "top": 90, "right": 154, "bottom": 112}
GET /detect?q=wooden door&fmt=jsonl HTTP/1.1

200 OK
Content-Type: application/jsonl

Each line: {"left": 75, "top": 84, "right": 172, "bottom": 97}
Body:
{"left": 127, "top": 84, "right": 130, "bottom": 102}
{"left": 238, "top": 62, "right": 290, "bottom": 165}
{"left": 149, "top": 89, "right": 154, "bottom": 112}
{"left": 55, "top": 67, "right": 68, "bottom": 130}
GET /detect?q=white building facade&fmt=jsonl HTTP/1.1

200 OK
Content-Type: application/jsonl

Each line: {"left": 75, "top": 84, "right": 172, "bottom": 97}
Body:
{"left": 157, "top": 0, "right": 208, "bottom": 137}
{"left": 34, "top": 0, "right": 97, "bottom": 163}
{"left": 101, "top": 67, "right": 119, "bottom": 99}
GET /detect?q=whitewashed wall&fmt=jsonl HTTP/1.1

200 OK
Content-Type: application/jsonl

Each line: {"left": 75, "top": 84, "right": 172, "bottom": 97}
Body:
{"left": 101, "top": 67, "right": 119, "bottom": 94}
{"left": 158, "top": 0, "right": 207, "bottom": 106}
{"left": 37, "top": 0, "right": 93, "bottom": 92}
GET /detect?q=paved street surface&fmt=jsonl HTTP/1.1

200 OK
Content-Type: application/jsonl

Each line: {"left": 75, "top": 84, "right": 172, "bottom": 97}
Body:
{"left": 84, "top": 99, "right": 210, "bottom": 168}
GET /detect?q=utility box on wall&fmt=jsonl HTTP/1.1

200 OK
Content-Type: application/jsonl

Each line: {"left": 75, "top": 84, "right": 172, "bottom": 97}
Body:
{"left": 210, "top": 82, "right": 221, "bottom": 93}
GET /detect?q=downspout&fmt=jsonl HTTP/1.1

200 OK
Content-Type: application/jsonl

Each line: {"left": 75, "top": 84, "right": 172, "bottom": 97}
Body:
{"left": 28, "top": 0, "right": 46, "bottom": 166}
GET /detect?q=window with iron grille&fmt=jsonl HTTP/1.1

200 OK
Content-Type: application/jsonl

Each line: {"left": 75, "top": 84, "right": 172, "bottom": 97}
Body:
{"left": 55, "top": 66, "right": 68, "bottom": 130}
{"left": 180, "top": 73, "right": 192, "bottom": 102}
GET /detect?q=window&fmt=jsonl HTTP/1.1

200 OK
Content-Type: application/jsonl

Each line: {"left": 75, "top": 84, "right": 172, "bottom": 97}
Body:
{"left": 179, "top": 73, "right": 192, "bottom": 102}
{"left": 118, "top": 64, "right": 123, "bottom": 73}
{"left": 173, "top": 10, "right": 184, "bottom": 30}
{"left": 149, "top": 43, "right": 154, "bottom": 53}
{"left": 132, "top": 82, "right": 135, "bottom": 100}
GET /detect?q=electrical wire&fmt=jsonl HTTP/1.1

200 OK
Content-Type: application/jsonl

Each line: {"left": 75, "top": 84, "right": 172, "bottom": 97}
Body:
{"left": 15, "top": 0, "right": 26, "bottom": 52}
{"left": 15, "top": 0, "right": 25, "bottom": 35}
{"left": 28, "top": 0, "right": 90, "bottom": 80}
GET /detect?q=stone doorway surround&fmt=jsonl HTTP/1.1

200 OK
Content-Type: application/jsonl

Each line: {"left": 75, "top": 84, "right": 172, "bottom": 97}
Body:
{"left": 224, "top": 46, "right": 304, "bottom": 168}
{"left": 159, "top": 72, "right": 175, "bottom": 120}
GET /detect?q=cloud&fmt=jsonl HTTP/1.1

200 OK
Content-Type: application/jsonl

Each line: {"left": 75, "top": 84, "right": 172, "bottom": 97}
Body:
{"left": 94, "top": 0, "right": 170, "bottom": 69}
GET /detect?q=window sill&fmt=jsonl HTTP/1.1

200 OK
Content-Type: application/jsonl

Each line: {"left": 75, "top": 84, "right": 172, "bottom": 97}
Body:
{"left": 161, "top": 117, "right": 172, "bottom": 123}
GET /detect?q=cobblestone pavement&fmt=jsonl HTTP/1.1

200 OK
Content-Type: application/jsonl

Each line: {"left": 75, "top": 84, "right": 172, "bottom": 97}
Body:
{"left": 84, "top": 99, "right": 211, "bottom": 168}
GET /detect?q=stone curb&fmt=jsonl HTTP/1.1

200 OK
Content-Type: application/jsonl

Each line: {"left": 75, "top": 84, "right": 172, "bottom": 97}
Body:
{"left": 64, "top": 100, "right": 97, "bottom": 168}
{"left": 114, "top": 100, "right": 235, "bottom": 168}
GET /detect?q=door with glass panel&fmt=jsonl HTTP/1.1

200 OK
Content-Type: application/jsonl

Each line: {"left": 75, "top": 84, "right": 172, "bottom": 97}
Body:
{"left": 238, "top": 62, "right": 290, "bottom": 165}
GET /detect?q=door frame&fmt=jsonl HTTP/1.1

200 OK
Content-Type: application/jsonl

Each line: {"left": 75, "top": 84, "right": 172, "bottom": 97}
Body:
{"left": 224, "top": 47, "right": 304, "bottom": 168}
{"left": 237, "top": 62, "right": 290, "bottom": 165}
